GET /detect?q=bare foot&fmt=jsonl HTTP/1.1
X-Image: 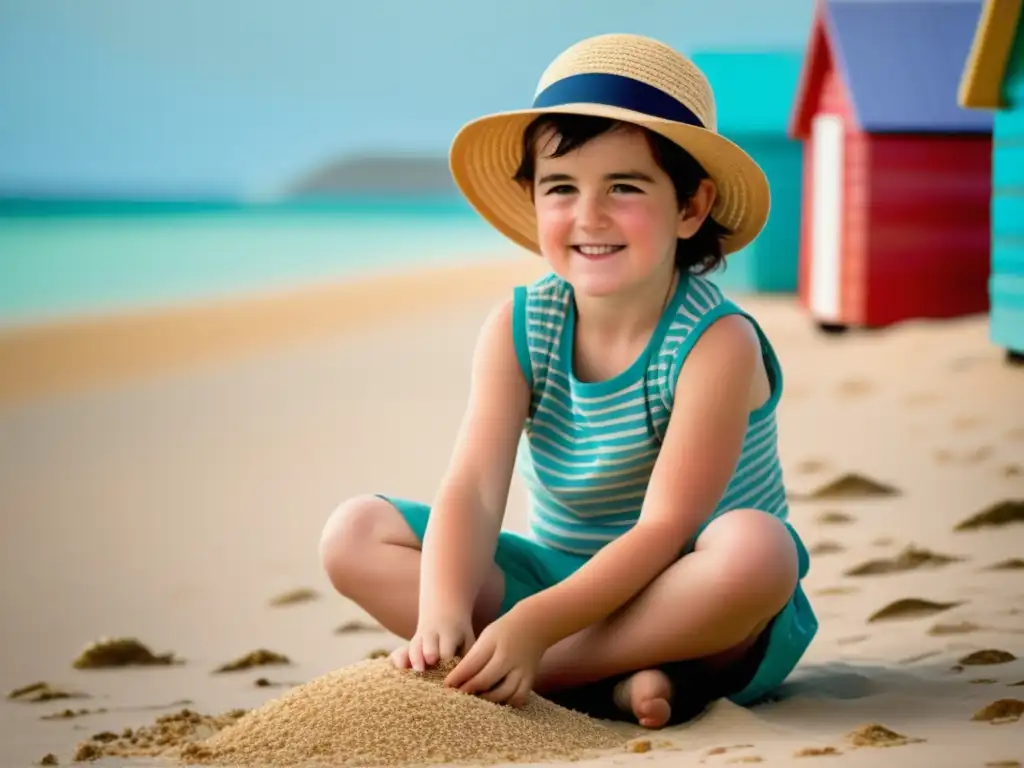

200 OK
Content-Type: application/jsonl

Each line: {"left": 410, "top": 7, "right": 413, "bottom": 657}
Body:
{"left": 613, "top": 669, "right": 673, "bottom": 729}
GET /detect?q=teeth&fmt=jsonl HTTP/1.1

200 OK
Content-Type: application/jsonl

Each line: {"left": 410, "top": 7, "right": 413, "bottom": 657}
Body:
{"left": 575, "top": 245, "right": 623, "bottom": 255}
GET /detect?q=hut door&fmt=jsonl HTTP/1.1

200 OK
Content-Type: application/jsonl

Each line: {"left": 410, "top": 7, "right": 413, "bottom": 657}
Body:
{"left": 809, "top": 113, "right": 844, "bottom": 321}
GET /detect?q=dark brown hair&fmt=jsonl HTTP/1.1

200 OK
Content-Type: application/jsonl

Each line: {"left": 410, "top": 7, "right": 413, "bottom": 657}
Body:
{"left": 513, "top": 114, "right": 732, "bottom": 275}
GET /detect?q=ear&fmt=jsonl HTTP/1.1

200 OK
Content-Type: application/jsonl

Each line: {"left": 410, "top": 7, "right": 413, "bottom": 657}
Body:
{"left": 676, "top": 178, "right": 717, "bottom": 239}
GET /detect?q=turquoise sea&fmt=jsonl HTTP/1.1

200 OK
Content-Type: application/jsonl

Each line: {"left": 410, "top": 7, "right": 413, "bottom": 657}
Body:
{"left": 0, "top": 198, "right": 522, "bottom": 329}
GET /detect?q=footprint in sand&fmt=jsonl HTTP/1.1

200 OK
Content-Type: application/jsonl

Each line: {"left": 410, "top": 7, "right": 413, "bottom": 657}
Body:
{"left": 954, "top": 500, "right": 1024, "bottom": 532}
{"left": 72, "top": 637, "right": 180, "bottom": 669}
{"left": 268, "top": 588, "right": 320, "bottom": 607}
{"left": 335, "top": 620, "right": 385, "bottom": 634}
{"left": 986, "top": 558, "right": 1024, "bottom": 571}
{"left": 213, "top": 650, "right": 291, "bottom": 673}
{"left": 815, "top": 586, "right": 860, "bottom": 596}
{"left": 867, "top": 598, "right": 962, "bottom": 623}
{"left": 794, "top": 458, "right": 829, "bottom": 474}
{"left": 846, "top": 724, "right": 924, "bottom": 747}
{"left": 254, "top": 678, "right": 302, "bottom": 689}
{"left": 959, "top": 650, "right": 1017, "bottom": 666}
{"left": 836, "top": 634, "right": 870, "bottom": 646}
{"left": 817, "top": 510, "right": 855, "bottom": 525}
{"left": 1002, "top": 464, "right": 1023, "bottom": 478}
{"left": 1006, "top": 427, "right": 1024, "bottom": 442}
{"left": 837, "top": 379, "right": 872, "bottom": 398}
{"left": 844, "top": 545, "right": 964, "bottom": 577}
{"left": 795, "top": 746, "right": 841, "bottom": 757}
{"left": 792, "top": 473, "right": 900, "bottom": 501}
{"left": 928, "top": 621, "right": 983, "bottom": 636}
{"left": 972, "top": 699, "right": 1024, "bottom": 725}
{"left": 808, "top": 540, "right": 846, "bottom": 556}
{"left": 8, "top": 682, "right": 89, "bottom": 703}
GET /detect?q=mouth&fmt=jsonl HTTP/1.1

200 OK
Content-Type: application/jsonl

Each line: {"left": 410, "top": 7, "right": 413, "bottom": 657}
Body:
{"left": 571, "top": 244, "right": 626, "bottom": 259}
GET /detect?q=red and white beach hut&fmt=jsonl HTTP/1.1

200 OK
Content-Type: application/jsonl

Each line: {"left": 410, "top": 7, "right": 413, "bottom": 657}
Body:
{"left": 789, "top": 0, "right": 993, "bottom": 330}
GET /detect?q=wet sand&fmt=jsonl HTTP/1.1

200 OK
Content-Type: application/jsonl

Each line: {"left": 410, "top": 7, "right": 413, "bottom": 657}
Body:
{"left": 2, "top": 260, "right": 1022, "bottom": 767}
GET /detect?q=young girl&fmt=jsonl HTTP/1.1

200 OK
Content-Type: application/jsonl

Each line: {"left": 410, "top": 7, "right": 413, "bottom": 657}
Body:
{"left": 319, "top": 33, "right": 817, "bottom": 729}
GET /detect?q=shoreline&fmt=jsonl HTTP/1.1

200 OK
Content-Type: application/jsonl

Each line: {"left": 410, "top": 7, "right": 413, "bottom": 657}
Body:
{"left": 0, "top": 256, "right": 548, "bottom": 408}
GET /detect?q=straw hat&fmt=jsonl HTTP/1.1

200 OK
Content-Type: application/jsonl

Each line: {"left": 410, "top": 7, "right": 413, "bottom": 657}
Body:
{"left": 449, "top": 33, "right": 770, "bottom": 256}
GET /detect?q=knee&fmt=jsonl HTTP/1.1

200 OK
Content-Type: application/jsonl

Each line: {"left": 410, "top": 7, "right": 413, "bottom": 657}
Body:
{"left": 319, "top": 494, "right": 392, "bottom": 594}
{"left": 700, "top": 509, "right": 799, "bottom": 617}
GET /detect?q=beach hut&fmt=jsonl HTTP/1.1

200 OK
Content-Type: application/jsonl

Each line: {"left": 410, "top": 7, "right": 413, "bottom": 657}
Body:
{"left": 692, "top": 51, "right": 804, "bottom": 294}
{"left": 789, "top": 0, "right": 994, "bottom": 331}
{"left": 958, "top": 0, "right": 1024, "bottom": 363}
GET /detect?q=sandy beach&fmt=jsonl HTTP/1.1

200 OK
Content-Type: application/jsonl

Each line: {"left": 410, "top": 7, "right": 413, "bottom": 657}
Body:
{"left": 2, "top": 259, "right": 1022, "bottom": 768}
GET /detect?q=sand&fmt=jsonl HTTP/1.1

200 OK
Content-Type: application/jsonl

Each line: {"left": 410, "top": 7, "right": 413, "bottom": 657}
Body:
{"left": 183, "top": 658, "right": 625, "bottom": 766}
{"left": 1, "top": 259, "right": 1023, "bottom": 767}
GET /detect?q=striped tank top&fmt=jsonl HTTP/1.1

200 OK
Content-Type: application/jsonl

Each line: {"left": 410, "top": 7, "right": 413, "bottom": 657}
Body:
{"left": 511, "top": 271, "right": 789, "bottom": 557}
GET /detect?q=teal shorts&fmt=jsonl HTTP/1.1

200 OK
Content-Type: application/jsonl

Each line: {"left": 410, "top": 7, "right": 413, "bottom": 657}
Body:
{"left": 378, "top": 494, "right": 818, "bottom": 707}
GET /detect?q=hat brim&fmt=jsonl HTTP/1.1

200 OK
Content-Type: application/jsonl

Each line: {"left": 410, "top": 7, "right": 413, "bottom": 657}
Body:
{"left": 448, "top": 103, "right": 770, "bottom": 257}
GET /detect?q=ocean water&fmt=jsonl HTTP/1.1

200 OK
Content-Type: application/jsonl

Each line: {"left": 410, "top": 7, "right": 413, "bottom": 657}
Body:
{"left": 0, "top": 199, "right": 522, "bottom": 328}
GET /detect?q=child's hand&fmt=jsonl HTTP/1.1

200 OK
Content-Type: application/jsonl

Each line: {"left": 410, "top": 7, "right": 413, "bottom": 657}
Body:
{"left": 443, "top": 609, "right": 546, "bottom": 707}
{"left": 391, "top": 613, "right": 476, "bottom": 672}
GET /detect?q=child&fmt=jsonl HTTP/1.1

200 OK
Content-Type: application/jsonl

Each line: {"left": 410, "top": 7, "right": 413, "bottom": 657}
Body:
{"left": 319, "top": 33, "right": 817, "bottom": 729}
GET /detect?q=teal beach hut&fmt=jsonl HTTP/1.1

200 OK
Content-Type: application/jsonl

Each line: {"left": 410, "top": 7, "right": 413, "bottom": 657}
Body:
{"left": 959, "top": 0, "right": 1024, "bottom": 362}
{"left": 692, "top": 51, "right": 804, "bottom": 294}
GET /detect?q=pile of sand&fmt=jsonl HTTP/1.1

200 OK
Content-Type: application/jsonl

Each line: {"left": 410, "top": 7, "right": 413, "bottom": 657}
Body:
{"left": 178, "top": 658, "right": 626, "bottom": 767}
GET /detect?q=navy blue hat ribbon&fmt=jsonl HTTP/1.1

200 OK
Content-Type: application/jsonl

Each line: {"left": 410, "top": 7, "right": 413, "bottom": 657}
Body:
{"left": 532, "top": 73, "right": 704, "bottom": 128}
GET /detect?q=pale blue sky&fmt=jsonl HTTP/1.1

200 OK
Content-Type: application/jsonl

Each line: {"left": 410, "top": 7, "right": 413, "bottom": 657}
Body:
{"left": 0, "top": 0, "right": 815, "bottom": 198}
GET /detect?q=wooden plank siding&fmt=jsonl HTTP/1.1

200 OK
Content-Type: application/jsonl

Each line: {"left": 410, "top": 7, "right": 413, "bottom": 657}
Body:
{"left": 863, "top": 134, "right": 992, "bottom": 326}
{"left": 991, "top": 23, "right": 1024, "bottom": 353}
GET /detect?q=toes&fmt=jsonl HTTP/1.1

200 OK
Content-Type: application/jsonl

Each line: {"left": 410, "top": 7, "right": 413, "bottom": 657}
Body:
{"left": 635, "top": 697, "right": 671, "bottom": 729}
{"left": 616, "top": 670, "right": 674, "bottom": 729}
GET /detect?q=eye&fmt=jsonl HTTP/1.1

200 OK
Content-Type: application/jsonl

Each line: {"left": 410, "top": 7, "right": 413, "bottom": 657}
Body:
{"left": 611, "top": 183, "right": 642, "bottom": 194}
{"left": 543, "top": 184, "right": 576, "bottom": 195}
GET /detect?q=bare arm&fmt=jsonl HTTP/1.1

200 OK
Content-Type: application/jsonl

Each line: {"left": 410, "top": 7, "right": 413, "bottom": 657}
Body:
{"left": 511, "top": 314, "right": 762, "bottom": 647}
{"left": 419, "top": 297, "right": 531, "bottom": 621}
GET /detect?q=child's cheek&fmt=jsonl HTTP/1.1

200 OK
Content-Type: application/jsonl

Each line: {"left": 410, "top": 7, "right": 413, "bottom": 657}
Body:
{"left": 535, "top": 207, "right": 573, "bottom": 259}
{"left": 614, "top": 207, "right": 658, "bottom": 250}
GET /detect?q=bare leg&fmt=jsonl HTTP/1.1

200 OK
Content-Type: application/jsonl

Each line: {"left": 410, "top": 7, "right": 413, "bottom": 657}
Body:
{"left": 319, "top": 495, "right": 505, "bottom": 639}
{"left": 535, "top": 509, "right": 799, "bottom": 727}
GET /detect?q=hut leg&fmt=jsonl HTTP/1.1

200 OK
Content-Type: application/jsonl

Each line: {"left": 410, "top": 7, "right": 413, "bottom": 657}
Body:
{"left": 816, "top": 321, "right": 849, "bottom": 335}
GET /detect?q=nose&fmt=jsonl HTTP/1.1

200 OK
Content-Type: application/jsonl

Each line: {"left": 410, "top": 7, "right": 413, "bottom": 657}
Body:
{"left": 575, "top": 191, "right": 610, "bottom": 231}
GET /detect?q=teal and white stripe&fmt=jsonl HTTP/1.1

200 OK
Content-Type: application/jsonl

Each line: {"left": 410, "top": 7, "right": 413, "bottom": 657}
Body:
{"left": 512, "top": 271, "right": 788, "bottom": 556}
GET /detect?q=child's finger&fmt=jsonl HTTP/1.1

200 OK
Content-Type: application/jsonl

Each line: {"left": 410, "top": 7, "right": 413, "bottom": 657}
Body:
{"left": 389, "top": 646, "right": 411, "bottom": 669}
{"left": 479, "top": 671, "right": 521, "bottom": 705}
{"left": 458, "top": 653, "right": 506, "bottom": 695}
{"left": 420, "top": 633, "right": 439, "bottom": 668}
{"left": 509, "top": 677, "right": 532, "bottom": 709}
{"left": 409, "top": 638, "right": 426, "bottom": 672}
{"left": 446, "top": 644, "right": 491, "bottom": 691}
{"left": 438, "top": 632, "right": 461, "bottom": 661}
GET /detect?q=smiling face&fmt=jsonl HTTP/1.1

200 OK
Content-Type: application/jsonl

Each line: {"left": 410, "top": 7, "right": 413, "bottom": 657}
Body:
{"left": 531, "top": 125, "right": 686, "bottom": 298}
